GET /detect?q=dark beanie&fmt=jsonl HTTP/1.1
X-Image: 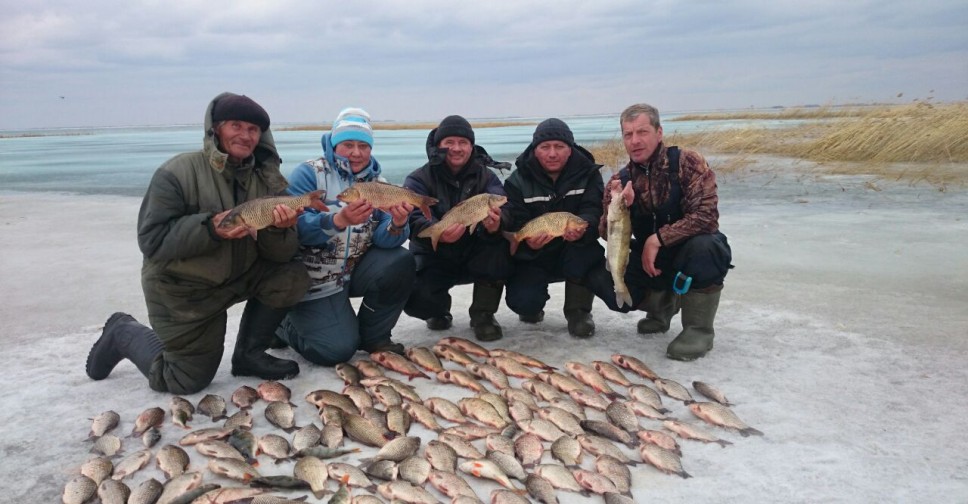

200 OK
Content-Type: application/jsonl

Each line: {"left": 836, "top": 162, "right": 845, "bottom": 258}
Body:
{"left": 433, "top": 115, "right": 475, "bottom": 145}
{"left": 212, "top": 94, "right": 270, "bottom": 131}
{"left": 532, "top": 118, "right": 574, "bottom": 146}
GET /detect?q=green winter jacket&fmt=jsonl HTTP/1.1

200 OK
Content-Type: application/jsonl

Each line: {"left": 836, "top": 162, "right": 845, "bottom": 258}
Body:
{"left": 138, "top": 92, "right": 299, "bottom": 292}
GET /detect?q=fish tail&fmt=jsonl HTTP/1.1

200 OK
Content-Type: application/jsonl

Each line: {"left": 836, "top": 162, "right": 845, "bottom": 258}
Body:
{"left": 741, "top": 427, "right": 764, "bottom": 437}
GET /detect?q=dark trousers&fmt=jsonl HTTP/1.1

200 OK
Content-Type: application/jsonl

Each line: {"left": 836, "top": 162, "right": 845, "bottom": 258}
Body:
{"left": 404, "top": 238, "right": 511, "bottom": 320}
{"left": 505, "top": 241, "right": 605, "bottom": 315}
{"left": 142, "top": 259, "right": 309, "bottom": 394}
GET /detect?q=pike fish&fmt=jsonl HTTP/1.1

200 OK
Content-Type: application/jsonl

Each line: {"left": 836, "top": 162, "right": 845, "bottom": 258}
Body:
{"left": 504, "top": 212, "right": 588, "bottom": 255}
{"left": 218, "top": 189, "right": 327, "bottom": 239}
{"left": 605, "top": 180, "right": 634, "bottom": 308}
{"left": 337, "top": 181, "right": 438, "bottom": 219}
{"left": 417, "top": 193, "right": 508, "bottom": 251}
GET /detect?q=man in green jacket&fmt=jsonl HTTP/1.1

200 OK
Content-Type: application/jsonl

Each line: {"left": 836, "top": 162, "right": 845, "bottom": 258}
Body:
{"left": 85, "top": 92, "right": 310, "bottom": 394}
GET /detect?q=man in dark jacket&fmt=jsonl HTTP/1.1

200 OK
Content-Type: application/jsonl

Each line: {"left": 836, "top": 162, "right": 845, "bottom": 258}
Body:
{"left": 600, "top": 103, "right": 732, "bottom": 360}
{"left": 403, "top": 115, "right": 511, "bottom": 341}
{"left": 85, "top": 92, "right": 310, "bottom": 394}
{"left": 503, "top": 118, "right": 605, "bottom": 337}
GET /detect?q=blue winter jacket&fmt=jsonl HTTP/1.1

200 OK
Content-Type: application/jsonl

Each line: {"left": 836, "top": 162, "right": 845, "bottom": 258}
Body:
{"left": 287, "top": 132, "right": 409, "bottom": 300}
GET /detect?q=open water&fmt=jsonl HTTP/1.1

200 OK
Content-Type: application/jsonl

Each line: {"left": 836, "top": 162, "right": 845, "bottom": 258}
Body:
{"left": 0, "top": 113, "right": 753, "bottom": 197}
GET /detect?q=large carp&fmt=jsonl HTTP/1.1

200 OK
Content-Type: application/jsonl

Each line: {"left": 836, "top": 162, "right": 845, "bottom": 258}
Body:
{"left": 218, "top": 189, "right": 327, "bottom": 239}
{"left": 503, "top": 211, "right": 588, "bottom": 255}
{"left": 606, "top": 181, "right": 634, "bottom": 308}
{"left": 337, "top": 181, "right": 438, "bottom": 220}
{"left": 417, "top": 193, "right": 507, "bottom": 251}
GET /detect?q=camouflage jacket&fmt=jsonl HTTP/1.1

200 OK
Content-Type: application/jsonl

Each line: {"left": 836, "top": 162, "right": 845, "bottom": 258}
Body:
{"left": 599, "top": 143, "right": 719, "bottom": 247}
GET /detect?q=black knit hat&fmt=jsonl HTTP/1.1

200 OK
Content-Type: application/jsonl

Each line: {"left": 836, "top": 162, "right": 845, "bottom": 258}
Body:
{"left": 212, "top": 94, "right": 270, "bottom": 131}
{"left": 532, "top": 118, "right": 574, "bottom": 146}
{"left": 433, "top": 115, "right": 475, "bottom": 145}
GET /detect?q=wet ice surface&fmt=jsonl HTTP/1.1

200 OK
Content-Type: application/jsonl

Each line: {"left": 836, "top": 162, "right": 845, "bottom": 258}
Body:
{"left": 2, "top": 157, "right": 967, "bottom": 503}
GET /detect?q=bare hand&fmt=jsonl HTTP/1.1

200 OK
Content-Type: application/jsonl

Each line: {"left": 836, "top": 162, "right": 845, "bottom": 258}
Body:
{"left": 439, "top": 223, "right": 466, "bottom": 243}
{"left": 482, "top": 207, "right": 501, "bottom": 234}
{"left": 525, "top": 233, "right": 554, "bottom": 250}
{"left": 387, "top": 202, "right": 414, "bottom": 228}
{"left": 334, "top": 199, "right": 374, "bottom": 229}
{"left": 212, "top": 209, "right": 250, "bottom": 240}
{"left": 271, "top": 204, "right": 299, "bottom": 229}
{"left": 642, "top": 234, "right": 662, "bottom": 277}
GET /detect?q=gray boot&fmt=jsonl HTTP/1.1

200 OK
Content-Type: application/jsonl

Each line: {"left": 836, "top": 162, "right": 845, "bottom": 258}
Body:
{"left": 637, "top": 289, "right": 679, "bottom": 334}
{"left": 666, "top": 285, "right": 722, "bottom": 361}
{"left": 563, "top": 281, "right": 595, "bottom": 338}
{"left": 469, "top": 281, "right": 504, "bottom": 342}
{"left": 86, "top": 312, "right": 164, "bottom": 380}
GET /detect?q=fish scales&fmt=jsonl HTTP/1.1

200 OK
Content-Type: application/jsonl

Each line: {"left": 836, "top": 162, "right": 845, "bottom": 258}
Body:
{"left": 337, "top": 181, "right": 438, "bottom": 219}
{"left": 219, "top": 189, "right": 327, "bottom": 236}
{"left": 606, "top": 181, "right": 634, "bottom": 307}
{"left": 505, "top": 211, "right": 588, "bottom": 255}
{"left": 417, "top": 193, "right": 508, "bottom": 251}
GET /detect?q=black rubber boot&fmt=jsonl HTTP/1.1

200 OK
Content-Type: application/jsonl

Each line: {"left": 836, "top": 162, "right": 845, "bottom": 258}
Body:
{"left": 563, "top": 281, "right": 595, "bottom": 338}
{"left": 667, "top": 285, "right": 722, "bottom": 361}
{"left": 86, "top": 312, "right": 164, "bottom": 380}
{"left": 518, "top": 311, "right": 544, "bottom": 324}
{"left": 637, "top": 289, "right": 679, "bottom": 334}
{"left": 469, "top": 281, "right": 504, "bottom": 342}
{"left": 231, "top": 300, "right": 299, "bottom": 380}
{"left": 426, "top": 314, "right": 453, "bottom": 331}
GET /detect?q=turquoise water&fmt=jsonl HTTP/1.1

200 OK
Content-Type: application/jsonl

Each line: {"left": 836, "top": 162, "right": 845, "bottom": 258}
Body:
{"left": 0, "top": 114, "right": 740, "bottom": 197}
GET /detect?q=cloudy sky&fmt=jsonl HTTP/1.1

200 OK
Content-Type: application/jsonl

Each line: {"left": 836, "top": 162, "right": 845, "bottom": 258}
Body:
{"left": 1, "top": 0, "right": 965, "bottom": 130}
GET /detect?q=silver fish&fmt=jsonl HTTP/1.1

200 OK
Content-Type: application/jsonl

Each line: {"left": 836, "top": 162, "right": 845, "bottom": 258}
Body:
{"left": 426, "top": 469, "right": 476, "bottom": 499}
{"left": 573, "top": 468, "right": 619, "bottom": 495}
{"left": 127, "top": 478, "right": 163, "bottom": 504}
{"left": 62, "top": 475, "right": 97, "bottom": 504}
{"left": 693, "top": 380, "right": 733, "bottom": 406}
{"left": 265, "top": 401, "right": 298, "bottom": 433}
{"left": 131, "top": 407, "right": 165, "bottom": 437}
{"left": 525, "top": 473, "right": 560, "bottom": 504}
{"left": 550, "top": 435, "right": 583, "bottom": 467}
{"left": 90, "top": 434, "right": 122, "bottom": 457}
{"left": 231, "top": 384, "right": 260, "bottom": 409}
{"left": 97, "top": 479, "right": 130, "bottom": 504}
{"left": 88, "top": 410, "right": 120, "bottom": 439}
{"left": 398, "top": 455, "right": 432, "bottom": 486}
{"left": 688, "top": 401, "right": 764, "bottom": 436}
{"left": 80, "top": 456, "right": 113, "bottom": 485}
{"left": 639, "top": 443, "right": 691, "bottom": 478}
{"left": 258, "top": 380, "right": 293, "bottom": 403}
{"left": 196, "top": 394, "right": 228, "bottom": 422}
{"left": 156, "top": 444, "right": 190, "bottom": 480}
{"left": 293, "top": 455, "right": 329, "bottom": 499}
{"left": 112, "top": 448, "right": 151, "bottom": 480}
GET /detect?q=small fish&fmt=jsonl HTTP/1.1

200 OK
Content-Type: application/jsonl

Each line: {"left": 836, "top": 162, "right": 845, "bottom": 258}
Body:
{"left": 170, "top": 395, "right": 196, "bottom": 415}
{"left": 465, "top": 362, "right": 511, "bottom": 390}
{"left": 442, "top": 423, "right": 497, "bottom": 441}
{"left": 418, "top": 193, "right": 508, "bottom": 251}
{"left": 654, "top": 377, "right": 695, "bottom": 403}
{"left": 80, "top": 456, "right": 113, "bottom": 485}
{"left": 62, "top": 475, "right": 97, "bottom": 504}
{"left": 437, "top": 336, "right": 491, "bottom": 357}
{"left": 662, "top": 420, "right": 733, "bottom": 448}
{"left": 90, "top": 434, "right": 122, "bottom": 457}
{"left": 509, "top": 401, "right": 535, "bottom": 425}
{"left": 436, "top": 369, "right": 487, "bottom": 393}
{"left": 161, "top": 482, "right": 218, "bottom": 504}
{"left": 248, "top": 475, "right": 311, "bottom": 490}
{"left": 438, "top": 433, "right": 486, "bottom": 459}
{"left": 536, "top": 407, "right": 584, "bottom": 437}
{"left": 487, "top": 449, "right": 528, "bottom": 481}
{"left": 605, "top": 401, "right": 643, "bottom": 433}
{"left": 377, "top": 480, "right": 439, "bottom": 504}
{"left": 354, "top": 359, "right": 385, "bottom": 378}
{"left": 342, "top": 412, "right": 395, "bottom": 447}
{"left": 402, "top": 401, "right": 443, "bottom": 432}
{"left": 637, "top": 429, "right": 682, "bottom": 456}
{"left": 591, "top": 360, "right": 633, "bottom": 387}
{"left": 291, "top": 423, "right": 322, "bottom": 452}
{"left": 537, "top": 371, "right": 587, "bottom": 395}
{"left": 371, "top": 383, "right": 403, "bottom": 408}
{"left": 564, "top": 361, "right": 624, "bottom": 400}
{"left": 197, "top": 394, "right": 228, "bottom": 422}
{"left": 424, "top": 397, "right": 468, "bottom": 424}
{"left": 548, "top": 397, "right": 585, "bottom": 419}
{"left": 693, "top": 380, "right": 733, "bottom": 405}
{"left": 476, "top": 392, "right": 513, "bottom": 423}
{"left": 605, "top": 180, "right": 634, "bottom": 307}
{"left": 431, "top": 344, "right": 478, "bottom": 368}
{"left": 595, "top": 454, "right": 632, "bottom": 494}
{"left": 488, "top": 349, "right": 556, "bottom": 371}
{"left": 427, "top": 469, "right": 476, "bottom": 499}
{"left": 294, "top": 445, "right": 361, "bottom": 459}
{"left": 522, "top": 379, "right": 564, "bottom": 402}
{"left": 610, "top": 353, "right": 659, "bottom": 381}
{"left": 207, "top": 457, "right": 260, "bottom": 482}
{"left": 459, "top": 459, "right": 519, "bottom": 491}
{"left": 258, "top": 380, "right": 293, "bottom": 404}
{"left": 572, "top": 468, "right": 619, "bottom": 495}
{"left": 525, "top": 473, "right": 560, "bottom": 504}
{"left": 112, "top": 448, "right": 151, "bottom": 480}
{"left": 183, "top": 487, "right": 265, "bottom": 503}
{"left": 580, "top": 420, "right": 637, "bottom": 448}
{"left": 459, "top": 397, "right": 508, "bottom": 429}
{"left": 293, "top": 455, "right": 329, "bottom": 499}
{"left": 425, "top": 440, "right": 459, "bottom": 473}
{"left": 517, "top": 418, "right": 566, "bottom": 443}
{"left": 550, "top": 435, "right": 583, "bottom": 467}
{"left": 604, "top": 492, "right": 636, "bottom": 504}
{"left": 362, "top": 436, "right": 421, "bottom": 464}
{"left": 627, "top": 399, "right": 670, "bottom": 420}
{"left": 688, "top": 402, "right": 764, "bottom": 436}
{"left": 178, "top": 427, "right": 233, "bottom": 446}
{"left": 361, "top": 459, "right": 399, "bottom": 481}
{"left": 337, "top": 181, "right": 438, "bottom": 219}
{"left": 577, "top": 434, "right": 637, "bottom": 466}
{"left": 627, "top": 384, "right": 667, "bottom": 411}
{"left": 335, "top": 362, "right": 362, "bottom": 385}
{"left": 328, "top": 474, "right": 352, "bottom": 504}
{"left": 223, "top": 409, "right": 253, "bottom": 431}
{"left": 155, "top": 471, "right": 203, "bottom": 504}
{"left": 131, "top": 407, "right": 165, "bottom": 437}
{"left": 88, "top": 410, "right": 120, "bottom": 439}
{"left": 491, "top": 489, "right": 531, "bottom": 504}
{"left": 305, "top": 389, "right": 359, "bottom": 415}
{"left": 405, "top": 346, "right": 445, "bottom": 373}
{"left": 398, "top": 455, "right": 432, "bottom": 486}
{"left": 171, "top": 409, "right": 192, "bottom": 430}
{"left": 231, "top": 385, "right": 261, "bottom": 409}
{"left": 501, "top": 388, "right": 539, "bottom": 410}
{"left": 194, "top": 440, "right": 246, "bottom": 462}
{"left": 219, "top": 189, "right": 327, "bottom": 239}
{"left": 265, "top": 401, "right": 298, "bottom": 433}
{"left": 228, "top": 428, "right": 260, "bottom": 464}
{"left": 504, "top": 211, "right": 588, "bottom": 255}
{"left": 568, "top": 389, "right": 611, "bottom": 411}
{"left": 127, "top": 478, "right": 163, "bottom": 504}
{"left": 512, "top": 433, "right": 544, "bottom": 467}
{"left": 141, "top": 427, "right": 162, "bottom": 448}
{"left": 258, "top": 433, "right": 292, "bottom": 463}
{"left": 534, "top": 464, "right": 583, "bottom": 493}
{"left": 385, "top": 404, "right": 411, "bottom": 437}
{"left": 371, "top": 351, "right": 431, "bottom": 380}
{"left": 156, "top": 444, "right": 190, "bottom": 480}
{"left": 327, "top": 462, "right": 378, "bottom": 493}
{"left": 638, "top": 443, "right": 691, "bottom": 478}
{"left": 486, "top": 356, "right": 538, "bottom": 379}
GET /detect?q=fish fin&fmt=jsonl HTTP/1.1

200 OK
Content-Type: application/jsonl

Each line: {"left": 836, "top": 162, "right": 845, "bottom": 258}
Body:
{"left": 716, "top": 439, "right": 733, "bottom": 447}
{"left": 419, "top": 204, "right": 433, "bottom": 220}
{"left": 621, "top": 181, "right": 635, "bottom": 206}
{"left": 247, "top": 227, "right": 259, "bottom": 240}
{"left": 430, "top": 229, "right": 441, "bottom": 251}
{"left": 741, "top": 427, "right": 764, "bottom": 437}
{"left": 312, "top": 489, "right": 328, "bottom": 499}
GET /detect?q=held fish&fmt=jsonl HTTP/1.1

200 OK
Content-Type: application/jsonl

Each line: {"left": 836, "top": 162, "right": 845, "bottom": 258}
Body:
{"left": 218, "top": 189, "right": 327, "bottom": 239}
{"left": 605, "top": 180, "right": 634, "bottom": 308}
{"left": 417, "top": 193, "right": 508, "bottom": 251}
{"left": 504, "top": 212, "right": 588, "bottom": 255}
{"left": 337, "top": 181, "right": 438, "bottom": 219}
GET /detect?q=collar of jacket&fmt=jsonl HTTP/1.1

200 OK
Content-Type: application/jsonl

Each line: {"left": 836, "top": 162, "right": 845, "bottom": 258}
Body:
{"left": 630, "top": 142, "right": 668, "bottom": 175}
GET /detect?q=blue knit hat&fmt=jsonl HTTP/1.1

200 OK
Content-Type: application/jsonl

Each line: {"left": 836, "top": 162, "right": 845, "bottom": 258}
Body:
{"left": 330, "top": 107, "right": 374, "bottom": 147}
